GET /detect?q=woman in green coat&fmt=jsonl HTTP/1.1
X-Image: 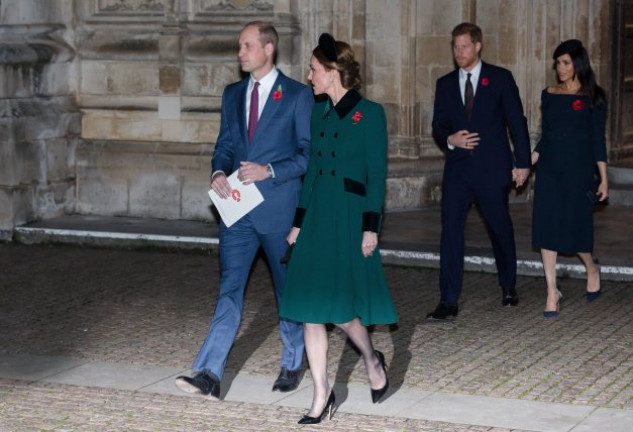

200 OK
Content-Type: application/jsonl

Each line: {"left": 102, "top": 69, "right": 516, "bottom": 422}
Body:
{"left": 279, "top": 33, "right": 397, "bottom": 424}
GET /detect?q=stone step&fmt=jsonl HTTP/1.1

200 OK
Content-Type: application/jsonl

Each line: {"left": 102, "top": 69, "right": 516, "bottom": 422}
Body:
{"left": 608, "top": 165, "right": 633, "bottom": 185}
{"left": 607, "top": 166, "right": 633, "bottom": 206}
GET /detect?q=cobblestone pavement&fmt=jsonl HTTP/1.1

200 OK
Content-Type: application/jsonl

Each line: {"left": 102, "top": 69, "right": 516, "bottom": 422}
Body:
{"left": 1, "top": 243, "right": 632, "bottom": 431}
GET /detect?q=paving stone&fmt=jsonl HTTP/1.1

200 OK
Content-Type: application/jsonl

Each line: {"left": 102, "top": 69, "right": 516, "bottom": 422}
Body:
{"left": 1, "top": 243, "right": 633, "bottom": 430}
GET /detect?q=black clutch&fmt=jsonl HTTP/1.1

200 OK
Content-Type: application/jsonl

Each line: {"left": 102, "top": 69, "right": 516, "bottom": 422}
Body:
{"left": 280, "top": 243, "right": 294, "bottom": 264}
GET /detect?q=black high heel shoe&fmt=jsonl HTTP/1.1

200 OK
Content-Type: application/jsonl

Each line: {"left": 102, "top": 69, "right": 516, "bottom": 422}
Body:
{"left": 298, "top": 391, "right": 336, "bottom": 424}
{"left": 586, "top": 258, "right": 602, "bottom": 302}
{"left": 371, "top": 350, "right": 389, "bottom": 403}
{"left": 543, "top": 286, "right": 562, "bottom": 319}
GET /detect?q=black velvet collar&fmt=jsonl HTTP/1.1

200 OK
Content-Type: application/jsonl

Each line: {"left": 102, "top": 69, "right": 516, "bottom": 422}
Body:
{"left": 324, "top": 89, "right": 362, "bottom": 119}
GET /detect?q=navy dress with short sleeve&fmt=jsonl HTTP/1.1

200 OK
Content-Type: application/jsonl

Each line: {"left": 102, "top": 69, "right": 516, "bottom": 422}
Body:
{"left": 532, "top": 89, "right": 607, "bottom": 253}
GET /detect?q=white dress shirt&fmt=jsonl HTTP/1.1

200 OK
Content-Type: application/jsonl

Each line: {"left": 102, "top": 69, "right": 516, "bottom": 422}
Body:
{"left": 246, "top": 67, "right": 279, "bottom": 129}
{"left": 448, "top": 59, "right": 482, "bottom": 150}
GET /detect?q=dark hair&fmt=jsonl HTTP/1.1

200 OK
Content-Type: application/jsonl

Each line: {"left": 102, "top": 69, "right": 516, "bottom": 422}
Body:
{"left": 451, "top": 22, "right": 483, "bottom": 46}
{"left": 244, "top": 21, "right": 278, "bottom": 54}
{"left": 313, "top": 38, "right": 362, "bottom": 90}
{"left": 553, "top": 40, "right": 606, "bottom": 108}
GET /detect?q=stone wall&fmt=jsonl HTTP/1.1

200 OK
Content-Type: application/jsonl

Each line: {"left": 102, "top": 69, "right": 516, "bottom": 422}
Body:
{"left": 0, "top": 0, "right": 79, "bottom": 240}
{"left": 0, "top": 0, "right": 615, "bottom": 236}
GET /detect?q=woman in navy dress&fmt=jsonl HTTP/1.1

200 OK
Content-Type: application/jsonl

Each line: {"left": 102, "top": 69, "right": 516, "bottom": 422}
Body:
{"left": 532, "top": 39, "right": 608, "bottom": 318}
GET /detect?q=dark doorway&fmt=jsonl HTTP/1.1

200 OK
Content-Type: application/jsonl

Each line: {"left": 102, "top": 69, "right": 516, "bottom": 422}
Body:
{"left": 610, "top": 0, "right": 633, "bottom": 165}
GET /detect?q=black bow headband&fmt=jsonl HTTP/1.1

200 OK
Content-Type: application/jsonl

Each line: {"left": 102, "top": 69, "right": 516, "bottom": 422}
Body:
{"left": 318, "top": 33, "right": 337, "bottom": 62}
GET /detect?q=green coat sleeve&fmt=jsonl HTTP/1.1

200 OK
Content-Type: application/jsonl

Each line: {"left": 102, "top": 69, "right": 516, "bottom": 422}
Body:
{"left": 362, "top": 103, "right": 388, "bottom": 233}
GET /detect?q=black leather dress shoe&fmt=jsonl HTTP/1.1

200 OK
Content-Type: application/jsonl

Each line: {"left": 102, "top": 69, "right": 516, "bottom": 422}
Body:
{"left": 272, "top": 367, "right": 301, "bottom": 392}
{"left": 502, "top": 287, "right": 519, "bottom": 306}
{"left": 175, "top": 372, "right": 220, "bottom": 400}
{"left": 426, "top": 303, "right": 459, "bottom": 320}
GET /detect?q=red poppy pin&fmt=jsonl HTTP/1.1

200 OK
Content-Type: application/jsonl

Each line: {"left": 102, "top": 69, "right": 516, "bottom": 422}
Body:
{"left": 572, "top": 99, "right": 584, "bottom": 111}
{"left": 481, "top": 77, "right": 490, "bottom": 86}
{"left": 273, "top": 84, "right": 283, "bottom": 101}
{"left": 351, "top": 111, "right": 363, "bottom": 123}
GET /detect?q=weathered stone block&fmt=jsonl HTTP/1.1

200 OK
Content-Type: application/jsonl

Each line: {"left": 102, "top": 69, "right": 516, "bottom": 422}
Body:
{"left": 182, "top": 64, "right": 239, "bottom": 97}
{"left": 0, "top": 185, "right": 35, "bottom": 229}
{"left": 386, "top": 176, "right": 428, "bottom": 210}
{"left": 181, "top": 174, "right": 216, "bottom": 221}
{"left": 80, "top": 61, "right": 108, "bottom": 94}
{"left": 129, "top": 172, "right": 181, "bottom": 219}
{"left": 35, "top": 182, "right": 75, "bottom": 219}
{"left": 46, "top": 138, "right": 77, "bottom": 181}
{"left": 159, "top": 65, "right": 180, "bottom": 94}
{"left": 106, "top": 63, "right": 159, "bottom": 95}
{"left": 75, "top": 165, "right": 130, "bottom": 216}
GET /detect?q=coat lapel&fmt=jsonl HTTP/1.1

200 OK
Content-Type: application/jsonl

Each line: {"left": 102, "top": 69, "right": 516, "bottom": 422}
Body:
{"left": 471, "top": 62, "right": 488, "bottom": 114}
{"left": 236, "top": 78, "right": 249, "bottom": 144}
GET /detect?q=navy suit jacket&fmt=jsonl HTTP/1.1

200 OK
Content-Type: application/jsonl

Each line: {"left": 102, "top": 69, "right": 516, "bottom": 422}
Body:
{"left": 212, "top": 71, "right": 314, "bottom": 233}
{"left": 432, "top": 61, "right": 531, "bottom": 184}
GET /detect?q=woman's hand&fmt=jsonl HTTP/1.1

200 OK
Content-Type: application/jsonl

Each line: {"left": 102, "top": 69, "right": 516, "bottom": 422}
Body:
{"left": 596, "top": 161, "right": 609, "bottom": 202}
{"left": 531, "top": 151, "right": 539, "bottom": 165}
{"left": 597, "top": 180, "right": 609, "bottom": 202}
{"left": 361, "top": 231, "right": 378, "bottom": 258}
{"left": 286, "top": 227, "right": 300, "bottom": 245}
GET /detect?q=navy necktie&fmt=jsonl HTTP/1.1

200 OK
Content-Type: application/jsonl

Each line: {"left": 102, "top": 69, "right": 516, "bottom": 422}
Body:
{"left": 464, "top": 73, "right": 474, "bottom": 119}
{"left": 248, "top": 81, "right": 260, "bottom": 142}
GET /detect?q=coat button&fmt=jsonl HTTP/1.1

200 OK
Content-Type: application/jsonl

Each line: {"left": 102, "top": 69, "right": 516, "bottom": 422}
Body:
{"left": 318, "top": 150, "right": 323, "bottom": 156}
{"left": 331, "top": 151, "right": 336, "bottom": 157}
{"left": 334, "top": 132, "right": 339, "bottom": 138}
{"left": 331, "top": 170, "right": 336, "bottom": 176}
{"left": 319, "top": 169, "right": 323, "bottom": 175}
{"left": 320, "top": 132, "right": 325, "bottom": 137}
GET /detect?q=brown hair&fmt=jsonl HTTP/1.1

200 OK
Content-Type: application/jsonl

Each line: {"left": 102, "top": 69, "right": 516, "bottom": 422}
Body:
{"left": 312, "top": 41, "right": 362, "bottom": 90}
{"left": 451, "top": 22, "right": 483, "bottom": 46}
{"left": 244, "top": 21, "right": 279, "bottom": 53}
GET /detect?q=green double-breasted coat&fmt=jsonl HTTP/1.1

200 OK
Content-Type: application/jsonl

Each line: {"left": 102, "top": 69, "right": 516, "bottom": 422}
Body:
{"left": 279, "top": 90, "right": 398, "bottom": 326}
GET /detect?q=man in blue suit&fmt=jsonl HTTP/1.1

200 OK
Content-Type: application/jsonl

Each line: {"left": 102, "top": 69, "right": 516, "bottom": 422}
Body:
{"left": 428, "top": 22, "right": 531, "bottom": 320}
{"left": 175, "top": 21, "right": 313, "bottom": 398}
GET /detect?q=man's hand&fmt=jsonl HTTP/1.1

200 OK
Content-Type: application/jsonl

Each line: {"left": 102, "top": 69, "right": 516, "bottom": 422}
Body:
{"left": 238, "top": 161, "right": 269, "bottom": 185}
{"left": 449, "top": 130, "right": 480, "bottom": 150}
{"left": 512, "top": 168, "right": 530, "bottom": 188}
{"left": 210, "top": 172, "right": 232, "bottom": 199}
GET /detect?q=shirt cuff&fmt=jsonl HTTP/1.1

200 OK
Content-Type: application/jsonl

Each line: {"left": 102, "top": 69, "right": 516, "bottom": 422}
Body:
{"left": 447, "top": 137, "right": 455, "bottom": 150}
{"left": 211, "top": 170, "right": 225, "bottom": 180}
{"left": 267, "top": 163, "right": 275, "bottom": 179}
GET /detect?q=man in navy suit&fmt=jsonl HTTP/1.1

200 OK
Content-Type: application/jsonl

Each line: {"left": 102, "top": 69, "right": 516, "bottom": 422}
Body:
{"left": 428, "top": 22, "right": 531, "bottom": 320}
{"left": 175, "top": 21, "right": 313, "bottom": 398}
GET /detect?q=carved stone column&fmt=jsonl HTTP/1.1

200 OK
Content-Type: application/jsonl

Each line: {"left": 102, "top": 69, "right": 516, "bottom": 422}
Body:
{"left": 0, "top": 17, "right": 79, "bottom": 239}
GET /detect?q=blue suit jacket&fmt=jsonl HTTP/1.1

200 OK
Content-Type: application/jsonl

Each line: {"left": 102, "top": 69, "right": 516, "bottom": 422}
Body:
{"left": 432, "top": 62, "right": 531, "bottom": 183}
{"left": 212, "top": 71, "right": 314, "bottom": 233}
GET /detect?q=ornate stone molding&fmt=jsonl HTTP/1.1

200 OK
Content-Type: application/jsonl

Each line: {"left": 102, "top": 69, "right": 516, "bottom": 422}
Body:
{"left": 198, "top": 0, "right": 273, "bottom": 12}
{"left": 0, "top": 24, "right": 75, "bottom": 65}
{"left": 97, "top": 0, "right": 165, "bottom": 14}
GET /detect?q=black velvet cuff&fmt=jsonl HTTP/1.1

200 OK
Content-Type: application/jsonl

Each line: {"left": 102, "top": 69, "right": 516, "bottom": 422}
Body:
{"left": 362, "top": 211, "right": 382, "bottom": 233}
{"left": 293, "top": 207, "right": 307, "bottom": 228}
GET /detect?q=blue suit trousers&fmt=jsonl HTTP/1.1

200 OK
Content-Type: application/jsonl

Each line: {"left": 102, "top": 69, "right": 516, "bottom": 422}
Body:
{"left": 192, "top": 216, "right": 304, "bottom": 379}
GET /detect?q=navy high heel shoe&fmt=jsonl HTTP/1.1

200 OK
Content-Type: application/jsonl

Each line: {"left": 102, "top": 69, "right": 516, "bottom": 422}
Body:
{"left": 298, "top": 391, "right": 336, "bottom": 424}
{"left": 543, "top": 287, "right": 563, "bottom": 319}
{"left": 586, "top": 258, "right": 602, "bottom": 302}
{"left": 371, "top": 350, "right": 389, "bottom": 403}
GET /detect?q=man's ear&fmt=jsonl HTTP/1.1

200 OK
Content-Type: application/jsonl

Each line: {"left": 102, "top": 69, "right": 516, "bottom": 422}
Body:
{"left": 475, "top": 41, "right": 482, "bottom": 56}
{"left": 265, "top": 42, "right": 274, "bottom": 57}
